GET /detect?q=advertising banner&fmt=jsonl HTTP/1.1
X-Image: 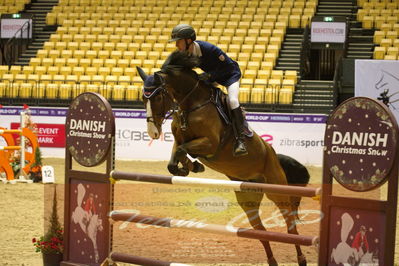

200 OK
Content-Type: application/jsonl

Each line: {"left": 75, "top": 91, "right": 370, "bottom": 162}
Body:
{"left": 1, "top": 18, "right": 32, "bottom": 38}
{"left": 0, "top": 107, "right": 326, "bottom": 165}
{"left": 311, "top": 21, "right": 346, "bottom": 43}
{"left": 355, "top": 59, "right": 399, "bottom": 123}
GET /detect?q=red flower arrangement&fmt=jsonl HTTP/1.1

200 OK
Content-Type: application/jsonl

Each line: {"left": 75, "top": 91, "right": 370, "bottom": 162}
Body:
{"left": 32, "top": 228, "right": 64, "bottom": 254}
{"left": 33, "top": 187, "right": 64, "bottom": 255}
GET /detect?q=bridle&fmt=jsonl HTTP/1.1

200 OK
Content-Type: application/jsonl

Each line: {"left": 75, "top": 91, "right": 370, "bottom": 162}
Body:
{"left": 143, "top": 84, "right": 176, "bottom": 127}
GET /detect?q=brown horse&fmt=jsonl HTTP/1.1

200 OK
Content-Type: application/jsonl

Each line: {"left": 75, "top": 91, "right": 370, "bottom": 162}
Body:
{"left": 137, "top": 51, "right": 309, "bottom": 265}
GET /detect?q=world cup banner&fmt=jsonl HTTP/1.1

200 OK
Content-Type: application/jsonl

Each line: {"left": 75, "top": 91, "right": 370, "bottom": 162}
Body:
{"left": 355, "top": 60, "right": 399, "bottom": 123}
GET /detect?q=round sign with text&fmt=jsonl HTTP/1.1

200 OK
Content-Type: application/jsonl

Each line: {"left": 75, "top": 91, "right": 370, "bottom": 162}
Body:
{"left": 65, "top": 92, "right": 115, "bottom": 167}
{"left": 324, "top": 97, "right": 398, "bottom": 191}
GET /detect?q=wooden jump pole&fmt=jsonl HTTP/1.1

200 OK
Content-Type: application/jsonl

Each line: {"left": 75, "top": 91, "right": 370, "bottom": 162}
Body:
{"left": 110, "top": 211, "right": 318, "bottom": 246}
{"left": 110, "top": 170, "right": 321, "bottom": 198}
{"left": 109, "top": 252, "right": 192, "bottom": 266}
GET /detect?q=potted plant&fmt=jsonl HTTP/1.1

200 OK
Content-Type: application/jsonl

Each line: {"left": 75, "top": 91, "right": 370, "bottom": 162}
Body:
{"left": 32, "top": 187, "right": 64, "bottom": 266}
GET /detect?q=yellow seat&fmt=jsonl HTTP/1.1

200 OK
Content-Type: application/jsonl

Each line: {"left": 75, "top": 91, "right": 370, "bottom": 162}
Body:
{"left": 15, "top": 74, "right": 26, "bottom": 83}
{"left": 289, "top": 15, "right": 301, "bottom": 28}
{"left": 362, "top": 16, "right": 373, "bottom": 29}
{"left": 53, "top": 74, "right": 66, "bottom": 84}
{"left": 254, "top": 78, "right": 268, "bottom": 89}
{"left": 45, "top": 83, "right": 59, "bottom": 99}
{"left": 55, "top": 41, "right": 67, "bottom": 51}
{"left": 22, "top": 66, "right": 34, "bottom": 75}
{"left": 374, "top": 31, "right": 385, "bottom": 44}
{"left": 92, "top": 75, "right": 104, "bottom": 85}
{"left": 387, "top": 47, "right": 399, "bottom": 57}
{"left": 98, "top": 50, "right": 110, "bottom": 59}
{"left": 91, "top": 42, "right": 103, "bottom": 51}
{"left": 250, "top": 88, "right": 265, "bottom": 104}
{"left": 65, "top": 74, "right": 78, "bottom": 85}
{"left": 240, "top": 78, "right": 253, "bottom": 89}
{"left": 36, "top": 49, "right": 48, "bottom": 58}
{"left": 282, "top": 79, "right": 295, "bottom": 91}
{"left": 118, "top": 75, "right": 131, "bottom": 87}
{"left": 54, "top": 58, "right": 66, "bottom": 67}
{"left": 79, "top": 75, "right": 91, "bottom": 85}
{"left": 35, "top": 66, "right": 47, "bottom": 75}
{"left": 40, "top": 74, "right": 53, "bottom": 85}
{"left": 268, "top": 79, "right": 281, "bottom": 89}
{"left": 60, "top": 66, "right": 72, "bottom": 76}
{"left": 47, "top": 66, "right": 59, "bottom": 76}
{"left": 104, "top": 59, "right": 117, "bottom": 68}
{"left": 98, "top": 67, "right": 111, "bottom": 77}
{"left": 85, "top": 67, "right": 97, "bottom": 76}
{"left": 258, "top": 70, "right": 271, "bottom": 79}
{"left": 103, "top": 42, "right": 115, "bottom": 52}
{"left": 59, "top": 84, "right": 72, "bottom": 99}
{"left": 279, "top": 88, "right": 293, "bottom": 104}
{"left": 111, "top": 67, "right": 123, "bottom": 77}
{"left": 380, "top": 38, "right": 392, "bottom": 48}
{"left": 115, "top": 42, "right": 128, "bottom": 52}
{"left": 42, "top": 58, "right": 54, "bottom": 67}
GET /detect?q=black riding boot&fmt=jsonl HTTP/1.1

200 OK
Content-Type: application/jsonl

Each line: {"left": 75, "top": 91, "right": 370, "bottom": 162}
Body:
{"left": 231, "top": 107, "right": 248, "bottom": 156}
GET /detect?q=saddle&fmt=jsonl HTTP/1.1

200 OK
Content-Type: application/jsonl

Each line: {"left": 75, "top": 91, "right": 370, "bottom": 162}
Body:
{"left": 212, "top": 87, "right": 253, "bottom": 138}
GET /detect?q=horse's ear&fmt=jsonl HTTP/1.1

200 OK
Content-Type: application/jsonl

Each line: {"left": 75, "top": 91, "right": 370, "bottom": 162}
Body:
{"left": 137, "top": 66, "right": 148, "bottom": 81}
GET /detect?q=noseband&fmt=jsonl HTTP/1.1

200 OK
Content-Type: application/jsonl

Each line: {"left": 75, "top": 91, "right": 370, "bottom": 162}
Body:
{"left": 143, "top": 84, "right": 176, "bottom": 126}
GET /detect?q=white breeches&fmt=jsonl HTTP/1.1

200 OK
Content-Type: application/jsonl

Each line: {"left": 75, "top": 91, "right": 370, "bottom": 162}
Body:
{"left": 227, "top": 81, "right": 240, "bottom": 109}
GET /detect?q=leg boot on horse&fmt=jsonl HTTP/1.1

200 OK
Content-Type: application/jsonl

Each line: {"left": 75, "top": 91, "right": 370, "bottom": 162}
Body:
{"left": 231, "top": 107, "right": 248, "bottom": 157}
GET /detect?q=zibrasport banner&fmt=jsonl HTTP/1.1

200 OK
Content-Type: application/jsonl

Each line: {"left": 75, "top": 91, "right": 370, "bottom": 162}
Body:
{"left": 0, "top": 107, "right": 326, "bottom": 165}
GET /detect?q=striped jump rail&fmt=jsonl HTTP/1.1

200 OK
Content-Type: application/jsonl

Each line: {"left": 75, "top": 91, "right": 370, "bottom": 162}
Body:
{"left": 110, "top": 171, "right": 321, "bottom": 198}
{"left": 109, "top": 252, "right": 192, "bottom": 266}
{"left": 110, "top": 211, "right": 318, "bottom": 246}
{"left": 0, "top": 146, "right": 21, "bottom": 151}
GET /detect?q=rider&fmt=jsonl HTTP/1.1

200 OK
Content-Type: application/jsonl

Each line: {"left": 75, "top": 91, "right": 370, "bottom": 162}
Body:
{"left": 169, "top": 24, "right": 248, "bottom": 156}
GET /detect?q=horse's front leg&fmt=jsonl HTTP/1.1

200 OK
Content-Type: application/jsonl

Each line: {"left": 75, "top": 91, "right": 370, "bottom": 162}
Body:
{"left": 168, "top": 138, "right": 210, "bottom": 176}
{"left": 167, "top": 141, "right": 205, "bottom": 176}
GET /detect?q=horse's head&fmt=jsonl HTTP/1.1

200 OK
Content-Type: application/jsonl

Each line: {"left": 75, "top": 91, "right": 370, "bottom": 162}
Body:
{"left": 137, "top": 67, "right": 174, "bottom": 139}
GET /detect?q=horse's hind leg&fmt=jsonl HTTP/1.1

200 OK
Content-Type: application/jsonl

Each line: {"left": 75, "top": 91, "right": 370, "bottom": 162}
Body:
{"left": 269, "top": 194, "right": 307, "bottom": 266}
{"left": 233, "top": 190, "right": 278, "bottom": 266}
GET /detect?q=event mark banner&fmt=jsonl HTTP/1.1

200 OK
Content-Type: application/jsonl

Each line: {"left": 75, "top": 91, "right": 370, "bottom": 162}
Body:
{"left": 355, "top": 60, "right": 399, "bottom": 123}
{"left": 10, "top": 123, "right": 65, "bottom": 147}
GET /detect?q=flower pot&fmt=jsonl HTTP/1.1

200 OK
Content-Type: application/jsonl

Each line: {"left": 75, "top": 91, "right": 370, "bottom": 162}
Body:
{"left": 42, "top": 253, "right": 63, "bottom": 266}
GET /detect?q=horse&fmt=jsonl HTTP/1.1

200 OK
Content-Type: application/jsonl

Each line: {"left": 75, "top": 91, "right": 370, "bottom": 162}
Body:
{"left": 137, "top": 51, "right": 310, "bottom": 265}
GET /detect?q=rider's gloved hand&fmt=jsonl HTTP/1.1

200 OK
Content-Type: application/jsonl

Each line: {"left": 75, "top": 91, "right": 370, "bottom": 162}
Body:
{"left": 198, "top": 72, "right": 211, "bottom": 81}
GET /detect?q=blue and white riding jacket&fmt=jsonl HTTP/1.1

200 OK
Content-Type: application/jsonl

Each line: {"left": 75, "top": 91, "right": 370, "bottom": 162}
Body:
{"left": 193, "top": 40, "right": 241, "bottom": 87}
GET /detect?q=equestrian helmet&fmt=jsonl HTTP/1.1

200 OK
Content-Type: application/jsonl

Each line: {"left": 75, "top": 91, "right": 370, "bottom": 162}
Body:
{"left": 169, "top": 24, "right": 196, "bottom": 42}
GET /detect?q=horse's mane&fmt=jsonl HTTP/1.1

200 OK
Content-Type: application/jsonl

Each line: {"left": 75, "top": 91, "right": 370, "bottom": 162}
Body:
{"left": 161, "top": 51, "right": 201, "bottom": 74}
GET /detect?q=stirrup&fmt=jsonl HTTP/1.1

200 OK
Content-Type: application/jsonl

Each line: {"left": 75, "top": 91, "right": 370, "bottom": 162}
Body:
{"left": 234, "top": 141, "right": 248, "bottom": 156}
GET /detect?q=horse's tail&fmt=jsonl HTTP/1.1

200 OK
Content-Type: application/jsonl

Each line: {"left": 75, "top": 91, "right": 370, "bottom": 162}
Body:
{"left": 276, "top": 153, "right": 310, "bottom": 220}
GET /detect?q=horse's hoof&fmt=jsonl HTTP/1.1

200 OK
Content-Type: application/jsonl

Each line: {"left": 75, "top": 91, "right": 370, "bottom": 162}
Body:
{"left": 193, "top": 161, "right": 205, "bottom": 172}
{"left": 298, "top": 255, "right": 307, "bottom": 266}
{"left": 177, "top": 168, "right": 189, "bottom": 176}
{"left": 268, "top": 257, "right": 278, "bottom": 266}
{"left": 168, "top": 164, "right": 179, "bottom": 175}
